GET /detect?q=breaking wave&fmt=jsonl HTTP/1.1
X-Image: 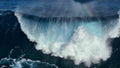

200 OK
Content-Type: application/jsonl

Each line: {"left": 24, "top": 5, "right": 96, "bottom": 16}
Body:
{"left": 15, "top": 11, "right": 120, "bottom": 67}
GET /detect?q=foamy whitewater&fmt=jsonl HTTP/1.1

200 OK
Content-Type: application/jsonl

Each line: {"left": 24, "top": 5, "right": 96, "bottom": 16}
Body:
{"left": 0, "top": 48, "right": 58, "bottom": 68}
{"left": 14, "top": 11, "right": 120, "bottom": 67}
{"left": 0, "top": 58, "right": 58, "bottom": 68}
{"left": 14, "top": 0, "right": 120, "bottom": 66}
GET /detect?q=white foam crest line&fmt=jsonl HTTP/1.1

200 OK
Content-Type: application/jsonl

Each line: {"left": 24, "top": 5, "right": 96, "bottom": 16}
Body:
{"left": 0, "top": 58, "right": 59, "bottom": 68}
{"left": 108, "top": 12, "right": 120, "bottom": 38}
{"left": 15, "top": 13, "right": 36, "bottom": 42}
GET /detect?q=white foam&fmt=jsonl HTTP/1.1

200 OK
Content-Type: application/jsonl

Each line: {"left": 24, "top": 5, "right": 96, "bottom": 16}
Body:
{"left": 0, "top": 58, "right": 58, "bottom": 68}
{"left": 108, "top": 12, "right": 120, "bottom": 38}
{"left": 15, "top": 12, "right": 120, "bottom": 67}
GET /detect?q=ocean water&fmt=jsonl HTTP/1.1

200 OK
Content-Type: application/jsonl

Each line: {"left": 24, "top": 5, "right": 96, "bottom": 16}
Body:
{"left": 0, "top": 10, "right": 120, "bottom": 68}
{"left": 15, "top": 11, "right": 120, "bottom": 67}
{"left": 0, "top": 0, "right": 120, "bottom": 68}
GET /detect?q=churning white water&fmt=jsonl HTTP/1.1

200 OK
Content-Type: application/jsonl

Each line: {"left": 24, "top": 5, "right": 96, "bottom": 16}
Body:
{"left": 15, "top": 11, "right": 120, "bottom": 67}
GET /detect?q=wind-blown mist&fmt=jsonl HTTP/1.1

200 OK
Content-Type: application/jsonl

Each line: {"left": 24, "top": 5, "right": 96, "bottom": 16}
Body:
{"left": 15, "top": 11, "right": 120, "bottom": 67}
{"left": 14, "top": 0, "right": 120, "bottom": 17}
{"left": 15, "top": 0, "right": 85, "bottom": 17}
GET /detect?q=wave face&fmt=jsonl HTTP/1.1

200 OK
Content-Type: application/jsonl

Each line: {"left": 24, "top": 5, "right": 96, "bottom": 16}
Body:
{"left": 15, "top": 12, "right": 120, "bottom": 67}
